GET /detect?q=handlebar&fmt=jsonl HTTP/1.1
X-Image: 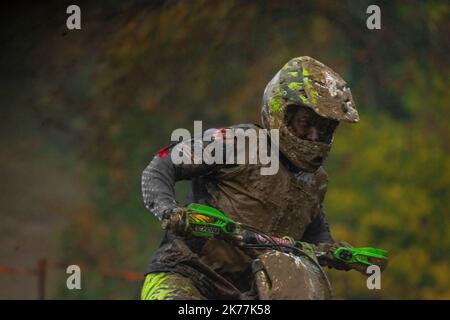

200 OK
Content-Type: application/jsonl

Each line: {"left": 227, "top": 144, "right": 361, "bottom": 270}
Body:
{"left": 172, "top": 203, "right": 388, "bottom": 269}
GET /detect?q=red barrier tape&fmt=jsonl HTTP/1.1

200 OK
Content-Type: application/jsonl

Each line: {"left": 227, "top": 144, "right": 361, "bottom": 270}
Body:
{"left": 0, "top": 262, "right": 143, "bottom": 282}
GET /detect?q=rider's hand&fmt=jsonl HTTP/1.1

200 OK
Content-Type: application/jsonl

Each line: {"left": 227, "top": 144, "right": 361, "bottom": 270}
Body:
{"left": 161, "top": 207, "right": 187, "bottom": 235}
{"left": 336, "top": 242, "right": 389, "bottom": 276}
{"left": 315, "top": 241, "right": 388, "bottom": 276}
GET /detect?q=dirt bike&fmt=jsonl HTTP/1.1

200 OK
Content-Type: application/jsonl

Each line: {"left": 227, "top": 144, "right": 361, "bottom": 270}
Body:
{"left": 175, "top": 203, "right": 388, "bottom": 300}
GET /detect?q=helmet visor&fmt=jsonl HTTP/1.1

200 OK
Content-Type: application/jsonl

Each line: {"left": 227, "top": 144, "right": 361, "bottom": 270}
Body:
{"left": 286, "top": 105, "right": 338, "bottom": 144}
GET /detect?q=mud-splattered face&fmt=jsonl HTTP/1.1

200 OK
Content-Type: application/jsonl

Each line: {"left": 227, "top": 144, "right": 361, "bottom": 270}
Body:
{"left": 287, "top": 106, "right": 338, "bottom": 144}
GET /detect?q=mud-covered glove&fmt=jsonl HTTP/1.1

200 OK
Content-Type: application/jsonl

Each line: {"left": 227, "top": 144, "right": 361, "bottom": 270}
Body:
{"left": 333, "top": 242, "right": 388, "bottom": 275}
{"left": 313, "top": 242, "right": 388, "bottom": 276}
{"left": 161, "top": 207, "right": 187, "bottom": 235}
{"left": 308, "top": 242, "right": 350, "bottom": 271}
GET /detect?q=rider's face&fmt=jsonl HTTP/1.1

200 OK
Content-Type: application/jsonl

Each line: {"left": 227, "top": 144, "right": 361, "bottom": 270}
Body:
{"left": 288, "top": 106, "right": 338, "bottom": 144}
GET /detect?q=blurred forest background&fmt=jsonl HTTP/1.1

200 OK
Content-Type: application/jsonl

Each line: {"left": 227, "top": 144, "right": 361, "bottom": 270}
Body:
{"left": 0, "top": 0, "right": 448, "bottom": 299}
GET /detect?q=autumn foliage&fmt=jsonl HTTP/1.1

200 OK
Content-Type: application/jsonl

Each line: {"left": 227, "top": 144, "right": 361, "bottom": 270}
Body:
{"left": 3, "top": 0, "right": 448, "bottom": 299}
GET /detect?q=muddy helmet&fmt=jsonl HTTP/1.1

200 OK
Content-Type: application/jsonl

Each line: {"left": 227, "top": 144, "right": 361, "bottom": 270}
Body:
{"left": 261, "top": 56, "right": 359, "bottom": 172}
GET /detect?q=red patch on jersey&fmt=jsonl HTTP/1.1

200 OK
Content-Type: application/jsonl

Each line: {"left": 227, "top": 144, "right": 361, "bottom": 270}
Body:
{"left": 214, "top": 127, "right": 226, "bottom": 140}
{"left": 156, "top": 145, "right": 170, "bottom": 158}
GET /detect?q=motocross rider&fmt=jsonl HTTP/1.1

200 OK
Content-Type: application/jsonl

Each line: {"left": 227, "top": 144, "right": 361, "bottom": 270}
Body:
{"left": 141, "top": 56, "right": 371, "bottom": 300}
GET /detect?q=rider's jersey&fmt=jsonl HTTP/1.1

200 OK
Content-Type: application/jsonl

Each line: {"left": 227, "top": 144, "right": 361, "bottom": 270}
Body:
{"left": 141, "top": 124, "right": 334, "bottom": 299}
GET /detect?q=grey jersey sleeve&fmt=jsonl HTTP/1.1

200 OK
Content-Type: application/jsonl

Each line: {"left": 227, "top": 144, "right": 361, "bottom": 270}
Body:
{"left": 141, "top": 145, "right": 179, "bottom": 221}
{"left": 141, "top": 128, "right": 235, "bottom": 220}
